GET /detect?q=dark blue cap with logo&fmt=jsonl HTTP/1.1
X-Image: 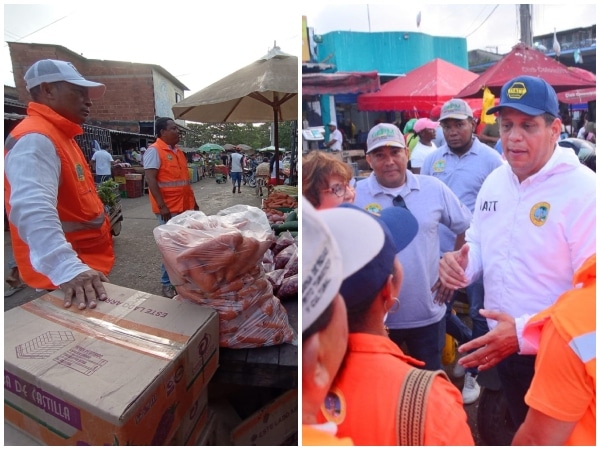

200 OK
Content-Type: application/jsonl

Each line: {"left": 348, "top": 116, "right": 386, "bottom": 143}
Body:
{"left": 333, "top": 204, "right": 419, "bottom": 310}
{"left": 487, "top": 75, "right": 559, "bottom": 118}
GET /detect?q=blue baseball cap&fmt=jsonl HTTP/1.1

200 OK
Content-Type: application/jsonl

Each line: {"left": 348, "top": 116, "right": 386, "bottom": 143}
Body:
{"left": 318, "top": 203, "right": 419, "bottom": 311}
{"left": 487, "top": 76, "right": 559, "bottom": 118}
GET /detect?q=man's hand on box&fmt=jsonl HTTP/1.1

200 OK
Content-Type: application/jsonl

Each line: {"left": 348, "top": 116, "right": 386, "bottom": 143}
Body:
{"left": 60, "top": 270, "right": 109, "bottom": 310}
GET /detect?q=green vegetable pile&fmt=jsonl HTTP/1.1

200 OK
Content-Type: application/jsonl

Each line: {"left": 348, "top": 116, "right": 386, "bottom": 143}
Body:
{"left": 96, "top": 180, "right": 120, "bottom": 208}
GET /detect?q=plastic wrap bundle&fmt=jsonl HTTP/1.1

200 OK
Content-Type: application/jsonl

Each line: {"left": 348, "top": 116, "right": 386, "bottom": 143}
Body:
{"left": 153, "top": 206, "right": 296, "bottom": 348}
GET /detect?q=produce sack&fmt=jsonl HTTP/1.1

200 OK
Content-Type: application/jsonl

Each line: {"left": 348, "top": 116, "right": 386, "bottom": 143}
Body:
{"left": 153, "top": 206, "right": 296, "bottom": 348}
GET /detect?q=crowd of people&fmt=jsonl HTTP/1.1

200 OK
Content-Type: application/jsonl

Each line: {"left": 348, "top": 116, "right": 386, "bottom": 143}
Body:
{"left": 3, "top": 58, "right": 595, "bottom": 447}
{"left": 302, "top": 75, "right": 595, "bottom": 446}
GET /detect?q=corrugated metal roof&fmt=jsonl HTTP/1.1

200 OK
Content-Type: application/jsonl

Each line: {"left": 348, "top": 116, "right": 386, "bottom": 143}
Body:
{"left": 3, "top": 113, "right": 155, "bottom": 139}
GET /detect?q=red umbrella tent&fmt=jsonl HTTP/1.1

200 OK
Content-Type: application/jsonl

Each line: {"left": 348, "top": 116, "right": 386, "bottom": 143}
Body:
{"left": 357, "top": 58, "right": 479, "bottom": 112}
{"left": 456, "top": 43, "right": 596, "bottom": 98}
{"left": 556, "top": 68, "right": 596, "bottom": 104}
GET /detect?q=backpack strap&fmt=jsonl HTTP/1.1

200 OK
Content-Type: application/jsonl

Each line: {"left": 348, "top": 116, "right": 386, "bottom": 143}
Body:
{"left": 396, "top": 368, "right": 448, "bottom": 446}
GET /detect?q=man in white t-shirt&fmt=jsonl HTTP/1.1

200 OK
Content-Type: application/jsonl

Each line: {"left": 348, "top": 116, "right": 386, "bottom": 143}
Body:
{"left": 229, "top": 146, "right": 245, "bottom": 194}
{"left": 325, "top": 122, "right": 343, "bottom": 152}
{"left": 91, "top": 145, "right": 117, "bottom": 183}
{"left": 410, "top": 118, "right": 438, "bottom": 174}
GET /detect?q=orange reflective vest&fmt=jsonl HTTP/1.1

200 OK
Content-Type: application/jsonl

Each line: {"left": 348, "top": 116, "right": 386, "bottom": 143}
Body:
{"left": 524, "top": 254, "right": 596, "bottom": 445}
{"left": 4, "top": 103, "right": 114, "bottom": 290}
{"left": 302, "top": 424, "right": 353, "bottom": 446}
{"left": 147, "top": 138, "right": 195, "bottom": 214}
{"left": 316, "top": 333, "right": 474, "bottom": 446}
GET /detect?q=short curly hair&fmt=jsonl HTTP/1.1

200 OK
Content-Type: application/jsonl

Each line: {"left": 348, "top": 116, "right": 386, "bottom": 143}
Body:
{"left": 302, "top": 151, "right": 353, "bottom": 208}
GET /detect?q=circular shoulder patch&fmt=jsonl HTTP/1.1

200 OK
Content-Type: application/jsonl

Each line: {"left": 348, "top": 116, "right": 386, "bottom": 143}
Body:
{"left": 364, "top": 203, "right": 383, "bottom": 214}
{"left": 530, "top": 202, "right": 550, "bottom": 227}
{"left": 432, "top": 159, "right": 446, "bottom": 173}
{"left": 320, "top": 387, "right": 346, "bottom": 424}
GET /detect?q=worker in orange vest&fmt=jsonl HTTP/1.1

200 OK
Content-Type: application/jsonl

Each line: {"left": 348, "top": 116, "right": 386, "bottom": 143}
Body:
{"left": 4, "top": 59, "right": 114, "bottom": 309}
{"left": 303, "top": 200, "right": 390, "bottom": 446}
{"left": 144, "top": 117, "right": 199, "bottom": 299}
{"left": 316, "top": 204, "right": 474, "bottom": 446}
{"left": 513, "top": 254, "right": 596, "bottom": 446}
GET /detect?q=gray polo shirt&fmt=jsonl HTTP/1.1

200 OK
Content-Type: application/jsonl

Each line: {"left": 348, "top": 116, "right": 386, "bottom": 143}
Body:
{"left": 354, "top": 171, "right": 472, "bottom": 329}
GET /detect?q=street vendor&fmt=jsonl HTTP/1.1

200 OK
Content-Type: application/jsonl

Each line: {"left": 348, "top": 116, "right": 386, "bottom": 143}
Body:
{"left": 4, "top": 59, "right": 115, "bottom": 309}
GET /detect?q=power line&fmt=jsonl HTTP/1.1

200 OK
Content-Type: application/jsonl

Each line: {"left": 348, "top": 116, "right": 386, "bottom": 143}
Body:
{"left": 4, "top": 29, "right": 21, "bottom": 40}
{"left": 8, "top": 14, "right": 70, "bottom": 42}
{"left": 464, "top": 4, "right": 500, "bottom": 38}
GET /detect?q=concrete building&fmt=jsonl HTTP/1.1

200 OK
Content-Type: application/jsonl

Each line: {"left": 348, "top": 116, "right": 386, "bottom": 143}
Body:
{"left": 6, "top": 42, "right": 190, "bottom": 159}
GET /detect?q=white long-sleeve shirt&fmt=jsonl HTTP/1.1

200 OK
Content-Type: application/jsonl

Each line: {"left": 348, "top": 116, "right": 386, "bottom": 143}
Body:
{"left": 464, "top": 145, "right": 596, "bottom": 353}
{"left": 5, "top": 133, "right": 91, "bottom": 285}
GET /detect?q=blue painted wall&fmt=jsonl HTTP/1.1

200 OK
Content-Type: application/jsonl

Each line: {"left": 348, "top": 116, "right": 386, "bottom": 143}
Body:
{"left": 316, "top": 31, "right": 468, "bottom": 75}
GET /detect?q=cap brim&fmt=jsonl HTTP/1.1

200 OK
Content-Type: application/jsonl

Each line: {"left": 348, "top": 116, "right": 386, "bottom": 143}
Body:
{"left": 366, "top": 141, "right": 405, "bottom": 154}
{"left": 440, "top": 114, "right": 470, "bottom": 121}
{"left": 486, "top": 103, "right": 549, "bottom": 117}
{"left": 66, "top": 80, "right": 106, "bottom": 99}
{"left": 378, "top": 207, "right": 419, "bottom": 252}
{"left": 318, "top": 207, "right": 384, "bottom": 278}
{"left": 337, "top": 203, "right": 418, "bottom": 253}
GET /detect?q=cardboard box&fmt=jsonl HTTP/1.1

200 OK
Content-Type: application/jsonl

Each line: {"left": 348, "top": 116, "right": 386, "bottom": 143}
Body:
{"left": 4, "top": 421, "right": 43, "bottom": 446}
{"left": 195, "top": 409, "right": 217, "bottom": 445}
{"left": 4, "top": 283, "right": 219, "bottom": 446}
{"left": 169, "top": 388, "right": 209, "bottom": 445}
{"left": 231, "top": 389, "right": 298, "bottom": 446}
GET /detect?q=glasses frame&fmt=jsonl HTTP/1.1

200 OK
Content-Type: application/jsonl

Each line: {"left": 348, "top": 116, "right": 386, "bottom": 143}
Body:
{"left": 322, "top": 183, "right": 349, "bottom": 198}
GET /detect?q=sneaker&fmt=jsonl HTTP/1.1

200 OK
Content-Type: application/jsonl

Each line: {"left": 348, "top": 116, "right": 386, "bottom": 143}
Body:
{"left": 161, "top": 285, "right": 177, "bottom": 299}
{"left": 462, "top": 372, "right": 481, "bottom": 405}
{"left": 4, "top": 285, "right": 25, "bottom": 297}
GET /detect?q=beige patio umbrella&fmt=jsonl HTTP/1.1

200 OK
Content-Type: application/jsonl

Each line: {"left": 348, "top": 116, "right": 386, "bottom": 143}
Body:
{"left": 172, "top": 45, "right": 298, "bottom": 178}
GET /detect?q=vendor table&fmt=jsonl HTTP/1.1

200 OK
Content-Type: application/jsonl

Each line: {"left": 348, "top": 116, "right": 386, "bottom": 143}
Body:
{"left": 213, "top": 297, "right": 297, "bottom": 390}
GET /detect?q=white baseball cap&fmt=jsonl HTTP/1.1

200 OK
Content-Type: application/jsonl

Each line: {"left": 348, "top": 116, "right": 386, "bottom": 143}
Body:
{"left": 24, "top": 59, "right": 106, "bottom": 99}
{"left": 439, "top": 99, "right": 473, "bottom": 121}
{"left": 302, "top": 199, "right": 381, "bottom": 332}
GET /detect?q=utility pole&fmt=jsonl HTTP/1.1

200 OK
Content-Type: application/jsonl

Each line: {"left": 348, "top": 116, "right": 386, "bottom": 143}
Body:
{"left": 519, "top": 4, "right": 533, "bottom": 46}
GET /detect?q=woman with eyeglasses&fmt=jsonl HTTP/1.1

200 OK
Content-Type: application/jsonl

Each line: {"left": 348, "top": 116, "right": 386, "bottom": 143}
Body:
{"left": 302, "top": 151, "right": 356, "bottom": 210}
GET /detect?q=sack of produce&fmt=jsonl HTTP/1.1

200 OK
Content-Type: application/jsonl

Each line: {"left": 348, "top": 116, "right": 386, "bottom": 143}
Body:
{"left": 154, "top": 206, "right": 296, "bottom": 348}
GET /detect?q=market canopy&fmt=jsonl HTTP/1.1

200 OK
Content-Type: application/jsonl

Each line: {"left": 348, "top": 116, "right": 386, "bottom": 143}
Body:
{"left": 302, "top": 71, "right": 381, "bottom": 96}
{"left": 257, "top": 145, "right": 285, "bottom": 153}
{"left": 199, "top": 143, "right": 224, "bottom": 153}
{"left": 456, "top": 43, "right": 597, "bottom": 98}
{"left": 357, "top": 59, "right": 479, "bottom": 112}
{"left": 558, "top": 88, "right": 596, "bottom": 104}
{"left": 557, "top": 67, "right": 596, "bottom": 104}
{"left": 172, "top": 46, "right": 297, "bottom": 182}
{"left": 172, "top": 46, "right": 297, "bottom": 124}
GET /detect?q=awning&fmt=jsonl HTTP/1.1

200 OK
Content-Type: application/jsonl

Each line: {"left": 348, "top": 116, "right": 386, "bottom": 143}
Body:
{"left": 557, "top": 88, "right": 596, "bottom": 104}
{"left": 358, "top": 59, "right": 478, "bottom": 112}
{"left": 302, "top": 71, "right": 380, "bottom": 96}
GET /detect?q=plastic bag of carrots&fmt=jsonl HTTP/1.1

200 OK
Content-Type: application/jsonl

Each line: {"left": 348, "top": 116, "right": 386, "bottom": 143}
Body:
{"left": 153, "top": 206, "right": 296, "bottom": 348}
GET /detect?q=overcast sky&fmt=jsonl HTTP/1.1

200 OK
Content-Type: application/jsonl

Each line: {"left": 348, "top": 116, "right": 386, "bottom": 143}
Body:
{"left": 303, "top": 3, "right": 597, "bottom": 55}
{"left": 3, "top": 3, "right": 596, "bottom": 94}
{"left": 3, "top": 4, "right": 300, "bottom": 93}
